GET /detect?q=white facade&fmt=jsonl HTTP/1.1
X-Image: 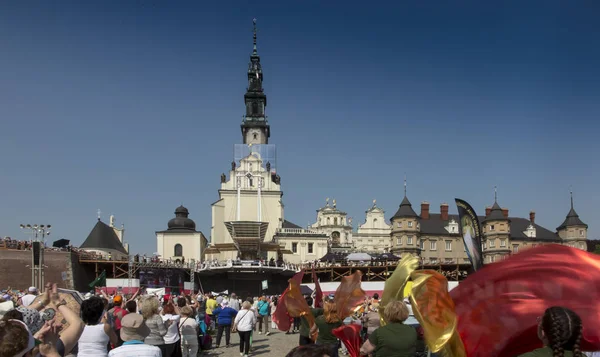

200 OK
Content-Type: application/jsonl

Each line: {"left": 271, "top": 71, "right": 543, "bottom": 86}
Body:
{"left": 210, "top": 152, "right": 283, "bottom": 260}
{"left": 157, "top": 231, "right": 204, "bottom": 263}
{"left": 353, "top": 201, "right": 392, "bottom": 252}
{"left": 275, "top": 227, "right": 329, "bottom": 264}
{"left": 310, "top": 199, "right": 353, "bottom": 246}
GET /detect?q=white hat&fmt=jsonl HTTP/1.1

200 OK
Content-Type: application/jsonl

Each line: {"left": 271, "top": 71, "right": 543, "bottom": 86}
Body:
{"left": 0, "top": 300, "right": 15, "bottom": 318}
{"left": 28, "top": 287, "right": 37, "bottom": 293}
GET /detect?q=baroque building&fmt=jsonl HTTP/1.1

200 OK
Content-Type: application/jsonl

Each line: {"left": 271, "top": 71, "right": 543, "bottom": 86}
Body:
{"left": 352, "top": 200, "right": 392, "bottom": 252}
{"left": 205, "top": 20, "right": 328, "bottom": 264}
{"left": 388, "top": 191, "right": 588, "bottom": 264}
{"left": 310, "top": 199, "right": 353, "bottom": 248}
{"left": 156, "top": 206, "right": 208, "bottom": 263}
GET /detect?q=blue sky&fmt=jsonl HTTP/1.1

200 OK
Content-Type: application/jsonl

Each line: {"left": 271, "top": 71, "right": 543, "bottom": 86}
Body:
{"left": 1, "top": 1, "right": 598, "bottom": 254}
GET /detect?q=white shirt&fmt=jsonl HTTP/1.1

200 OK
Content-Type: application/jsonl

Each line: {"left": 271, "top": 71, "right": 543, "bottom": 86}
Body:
{"left": 21, "top": 294, "right": 37, "bottom": 307}
{"left": 108, "top": 343, "right": 161, "bottom": 357}
{"left": 161, "top": 314, "right": 181, "bottom": 344}
{"left": 234, "top": 309, "right": 256, "bottom": 332}
{"left": 78, "top": 324, "right": 109, "bottom": 357}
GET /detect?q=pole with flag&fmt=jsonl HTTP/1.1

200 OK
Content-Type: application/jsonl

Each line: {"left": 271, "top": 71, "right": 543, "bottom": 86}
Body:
{"left": 89, "top": 270, "right": 107, "bottom": 289}
{"left": 455, "top": 199, "right": 484, "bottom": 271}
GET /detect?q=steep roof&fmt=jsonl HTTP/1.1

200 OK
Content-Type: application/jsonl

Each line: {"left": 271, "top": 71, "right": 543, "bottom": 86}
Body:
{"left": 483, "top": 201, "right": 507, "bottom": 222}
{"left": 282, "top": 220, "right": 302, "bottom": 229}
{"left": 391, "top": 196, "right": 419, "bottom": 220}
{"left": 80, "top": 220, "right": 128, "bottom": 254}
{"left": 557, "top": 207, "right": 588, "bottom": 230}
{"left": 419, "top": 213, "right": 560, "bottom": 242}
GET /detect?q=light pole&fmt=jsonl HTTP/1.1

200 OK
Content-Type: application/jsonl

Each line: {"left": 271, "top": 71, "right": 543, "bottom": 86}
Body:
{"left": 20, "top": 224, "right": 51, "bottom": 289}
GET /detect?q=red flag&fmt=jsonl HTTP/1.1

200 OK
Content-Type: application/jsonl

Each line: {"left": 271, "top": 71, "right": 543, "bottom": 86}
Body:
{"left": 450, "top": 244, "right": 600, "bottom": 357}
{"left": 332, "top": 324, "right": 362, "bottom": 357}
{"left": 312, "top": 268, "right": 323, "bottom": 308}
{"left": 272, "top": 270, "right": 304, "bottom": 332}
{"left": 334, "top": 271, "right": 366, "bottom": 321}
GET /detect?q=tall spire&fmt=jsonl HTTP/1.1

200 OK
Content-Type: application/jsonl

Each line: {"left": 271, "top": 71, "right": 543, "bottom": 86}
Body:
{"left": 570, "top": 185, "right": 574, "bottom": 209}
{"left": 494, "top": 185, "right": 498, "bottom": 202}
{"left": 252, "top": 18, "right": 258, "bottom": 55}
{"left": 404, "top": 174, "right": 407, "bottom": 197}
{"left": 241, "top": 18, "right": 270, "bottom": 145}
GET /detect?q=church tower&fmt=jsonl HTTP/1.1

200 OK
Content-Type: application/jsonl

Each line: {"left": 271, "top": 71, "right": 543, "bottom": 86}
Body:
{"left": 241, "top": 19, "right": 270, "bottom": 145}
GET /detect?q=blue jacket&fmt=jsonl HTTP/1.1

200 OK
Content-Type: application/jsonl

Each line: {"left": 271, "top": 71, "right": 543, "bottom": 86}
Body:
{"left": 213, "top": 306, "right": 238, "bottom": 325}
{"left": 257, "top": 300, "right": 270, "bottom": 316}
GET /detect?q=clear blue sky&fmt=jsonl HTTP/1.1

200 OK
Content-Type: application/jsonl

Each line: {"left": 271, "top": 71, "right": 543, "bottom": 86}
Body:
{"left": 1, "top": 1, "right": 598, "bottom": 254}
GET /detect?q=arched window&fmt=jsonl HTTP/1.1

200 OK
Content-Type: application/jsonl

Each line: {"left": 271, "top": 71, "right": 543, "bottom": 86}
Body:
{"left": 334, "top": 217, "right": 338, "bottom": 226}
{"left": 373, "top": 218, "right": 378, "bottom": 226}
{"left": 174, "top": 244, "right": 183, "bottom": 257}
{"left": 327, "top": 217, "right": 331, "bottom": 225}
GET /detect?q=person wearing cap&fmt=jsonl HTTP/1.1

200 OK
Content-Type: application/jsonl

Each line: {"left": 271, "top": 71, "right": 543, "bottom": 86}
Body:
{"left": 107, "top": 314, "right": 161, "bottom": 357}
{"left": 107, "top": 295, "right": 128, "bottom": 347}
{"left": 20, "top": 287, "right": 38, "bottom": 307}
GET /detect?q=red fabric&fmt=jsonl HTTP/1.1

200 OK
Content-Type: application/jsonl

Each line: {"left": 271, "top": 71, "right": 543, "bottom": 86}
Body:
{"left": 332, "top": 324, "right": 362, "bottom": 357}
{"left": 334, "top": 271, "right": 366, "bottom": 321}
{"left": 450, "top": 244, "right": 600, "bottom": 357}
{"left": 272, "top": 271, "right": 304, "bottom": 332}
{"left": 112, "top": 306, "right": 128, "bottom": 330}
{"left": 312, "top": 269, "right": 323, "bottom": 308}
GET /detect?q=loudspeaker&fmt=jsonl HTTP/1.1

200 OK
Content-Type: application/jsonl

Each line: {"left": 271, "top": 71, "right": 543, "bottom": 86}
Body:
{"left": 33, "top": 242, "right": 41, "bottom": 265}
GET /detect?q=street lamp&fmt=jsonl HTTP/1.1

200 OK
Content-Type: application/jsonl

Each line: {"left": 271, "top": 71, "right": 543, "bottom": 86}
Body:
{"left": 20, "top": 224, "right": 52, "bottom": 289}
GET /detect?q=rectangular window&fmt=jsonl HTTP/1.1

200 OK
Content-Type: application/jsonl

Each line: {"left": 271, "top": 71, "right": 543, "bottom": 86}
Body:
{"left": 489, "top": 239, "right": 495, "bottom": 248}
{"left": 308, "top": 243, "right": 313, "bottom": 254}
{"left": 580, "top": 230, "right": 584, "bottom": 236}
{"left": 408, "top": 221, "right": 413, "bottom": 228}
{"left": 292, "top": 242, "right": 298, "bottom": 253}
{"left": 445, "top": 241, "right": 452, "bottom": 251}
{"left": 490, "top": 225, "right": 495, "bottom": 231}
{"left": 513, "top": 244, "right": 519, "bottom": 253}
{"left": 431, "top": 258, "right": 438, "bottom": 263}
{"left": 397, "top": 238, "right": 402, "bottom": 245}
{"left": 397, "top": 222, "right": 402, "bottom": 228}
{"left": 407, "top": 236, "right": 413, "bottom": 245}
{"left": 500, "top": 239, "right": 506, "bottom": 247}
{"left": 445, "top": 258, "right": 453, "bottom": 263}
{"left": 419, "top": 240, "right": 424, "bottom": 250}
{"left": 430, "top": 241, "right": 437, "bottom": 251}
{"left": 490, "top": 256, "right": 495, "bottom": 263}
{"left": 483, "top": 242, "right": 487, "bottom": 249}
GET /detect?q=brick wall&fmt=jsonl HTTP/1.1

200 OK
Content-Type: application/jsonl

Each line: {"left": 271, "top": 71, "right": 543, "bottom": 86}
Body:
{"left": 0, "top": 250, "right": 71, "bottom": 289}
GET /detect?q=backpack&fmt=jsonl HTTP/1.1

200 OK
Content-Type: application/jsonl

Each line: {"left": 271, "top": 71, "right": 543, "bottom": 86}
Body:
{"left": 112, "top": 307, "right": 127, "bottom": 330}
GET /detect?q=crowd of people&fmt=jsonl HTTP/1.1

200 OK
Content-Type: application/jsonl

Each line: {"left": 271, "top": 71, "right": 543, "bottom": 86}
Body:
{"left": 2, "top": 281, "right": 598, "bottom": 357}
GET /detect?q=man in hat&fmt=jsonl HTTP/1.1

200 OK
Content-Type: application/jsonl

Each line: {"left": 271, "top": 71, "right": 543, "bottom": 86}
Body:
{"left": 108, "top": 314, "right": 161, "bottom": 357}
{"left": 20, "top": 286, "right": 38, "bottom": 307}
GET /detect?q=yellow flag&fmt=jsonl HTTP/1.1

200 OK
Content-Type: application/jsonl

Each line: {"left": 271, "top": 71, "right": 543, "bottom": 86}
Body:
{"left": 410, "top": 270, "right": 466, "bottom": 357}
{"left": 379, "top": 254, "right": 419, "bottom": 326}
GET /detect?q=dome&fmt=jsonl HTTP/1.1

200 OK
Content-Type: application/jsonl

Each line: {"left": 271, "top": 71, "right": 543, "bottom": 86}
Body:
{"left": 167, "top": 205, "right": 196, "bottom": 231}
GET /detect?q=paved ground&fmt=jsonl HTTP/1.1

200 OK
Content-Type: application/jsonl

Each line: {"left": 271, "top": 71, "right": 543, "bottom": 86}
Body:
{"left": 201, "top": 330, "right": 302, "bottom": 357}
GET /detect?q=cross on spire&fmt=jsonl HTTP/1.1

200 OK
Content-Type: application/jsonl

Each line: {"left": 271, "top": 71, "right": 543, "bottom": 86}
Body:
{"left": 97, "top": 209, "right": 102, "bottom": 221}
{"left": 404, "top": 174, "right": 407, "bottom": 197}
{"left": 494, "top": 185, "right": 498, "bottom": 202}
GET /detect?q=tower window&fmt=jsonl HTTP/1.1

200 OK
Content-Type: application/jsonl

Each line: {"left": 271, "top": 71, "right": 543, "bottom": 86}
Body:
{"left": 292, "top": 242, "right": 298, "bottom": 253}
{"left": 174, "top": 244, "right": 183, "bottom": 257}
{"left": 308, "top": 243, "right": 313, "bottom": 254}
{"left": 252, "top": 102, "right": 259, "bottom": 115}
{"left": 334, "top": 217, "right": 338, "bottom": 225}
{"left": 253, "top": 133, "right": 258, "bottom": 140}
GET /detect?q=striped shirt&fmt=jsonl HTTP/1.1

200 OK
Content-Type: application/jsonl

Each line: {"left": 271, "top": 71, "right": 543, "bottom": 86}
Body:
{"left": 108, "top": 341, "right": 161, "bottom": 357}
